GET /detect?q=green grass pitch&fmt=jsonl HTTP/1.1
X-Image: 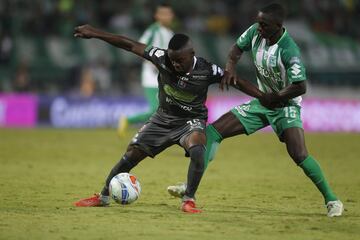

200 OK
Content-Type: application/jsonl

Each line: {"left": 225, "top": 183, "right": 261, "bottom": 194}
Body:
{"left": 0, "top": 128, "right": 359, "bottom": 240}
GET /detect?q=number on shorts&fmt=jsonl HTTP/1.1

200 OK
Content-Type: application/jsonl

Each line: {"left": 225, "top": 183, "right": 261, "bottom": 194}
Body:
{"left": 186, "top": 119, "right": 203, "bottom": 130}
{"left": 284, "top": 106, "right": 296, "bottom": 118}
{"left": 187, "top": 119, "right": 200, "bottom": 126}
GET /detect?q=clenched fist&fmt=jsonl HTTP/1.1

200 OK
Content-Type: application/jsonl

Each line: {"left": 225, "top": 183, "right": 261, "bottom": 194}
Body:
{"left": 74, "top": 24, "right": 98, "bottom": 39}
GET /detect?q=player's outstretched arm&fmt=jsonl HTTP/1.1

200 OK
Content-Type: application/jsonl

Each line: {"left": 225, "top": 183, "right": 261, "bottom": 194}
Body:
{"left": 74, "top": 24, "right": 146, "bottom": 58}
{"left": 221, "top": 44, "right": 244, "bottom": 90}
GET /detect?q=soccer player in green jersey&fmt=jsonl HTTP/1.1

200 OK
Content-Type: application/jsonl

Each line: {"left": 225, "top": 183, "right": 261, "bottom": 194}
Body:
{"left": 167, "top": 3, "right": 343, "bottom": 217}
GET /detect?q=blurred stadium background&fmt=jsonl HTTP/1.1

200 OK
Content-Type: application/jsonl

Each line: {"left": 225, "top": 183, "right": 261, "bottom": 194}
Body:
{"left": 0, "top": 0, "right": 360, "bottom": 130}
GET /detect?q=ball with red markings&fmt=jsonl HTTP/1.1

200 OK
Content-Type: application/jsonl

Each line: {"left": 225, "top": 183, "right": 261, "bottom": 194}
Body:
{"left": 109, "top": 173, "right": 141, "bottom": 204}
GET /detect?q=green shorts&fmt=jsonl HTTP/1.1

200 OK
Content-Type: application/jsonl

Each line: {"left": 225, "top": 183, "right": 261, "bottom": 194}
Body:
{"left": 230, "top": 99, "right": 303, "bottom": 138}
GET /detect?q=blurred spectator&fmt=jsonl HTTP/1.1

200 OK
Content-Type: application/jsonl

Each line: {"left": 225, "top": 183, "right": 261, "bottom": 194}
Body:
{"left": 0, "top": 34, "right": 12, "bottom": 64}
{"left": 109, "top": 5, "right": 133, "bottom": 32}
{"left": 1, "top": 0, "right": 359, "bottom": 95}
{"left": 89, "top": 59, "right": 112, "bottom": 94}
{"left": 79, "top": 66, "right": 96, "bottom": 97}
{"left": 12, "top": 61, "right": 31, "bottom": 92}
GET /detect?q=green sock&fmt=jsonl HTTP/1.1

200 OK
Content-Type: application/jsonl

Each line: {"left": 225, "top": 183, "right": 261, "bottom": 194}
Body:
{"left": 299, "top": 155, "right": 338, "bottom": 203}
{"left": 204, "top": 124, "right": 223, "bottom": 169}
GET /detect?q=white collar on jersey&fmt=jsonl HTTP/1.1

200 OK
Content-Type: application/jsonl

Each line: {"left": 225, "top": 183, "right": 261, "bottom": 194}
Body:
{"left": 186, "top": 56, "right": 197, "bottom": 75}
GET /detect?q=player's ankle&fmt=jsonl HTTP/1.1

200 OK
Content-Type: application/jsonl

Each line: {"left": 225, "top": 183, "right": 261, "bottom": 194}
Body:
{"left": 182, "top": 195, "right": 195, "bottom": 202}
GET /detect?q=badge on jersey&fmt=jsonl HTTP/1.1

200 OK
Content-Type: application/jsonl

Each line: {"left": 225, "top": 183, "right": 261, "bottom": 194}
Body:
{"left": 269, "top": 55, "right": 277, "bottom": 67}
{"left": 177, "top": 76, "right": 189, "bottom": 88}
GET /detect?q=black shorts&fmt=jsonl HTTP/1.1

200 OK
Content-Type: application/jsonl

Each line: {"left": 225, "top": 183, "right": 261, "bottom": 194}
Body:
{"left": 129, "top": 110, "right": 206, "bottom": 158}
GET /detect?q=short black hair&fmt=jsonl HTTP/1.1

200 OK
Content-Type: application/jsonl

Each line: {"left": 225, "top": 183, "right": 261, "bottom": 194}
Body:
{"left": 155, "top": 1, "right": 172, "bottom": 11}
{"left": 260, "top": 3, "right": 286, "bottom": 24}
{"left": 158, "top": 2, "right": 171, "bottom": 8}
{"left": 168, "top": 33, "right": 190, "bottom": 50}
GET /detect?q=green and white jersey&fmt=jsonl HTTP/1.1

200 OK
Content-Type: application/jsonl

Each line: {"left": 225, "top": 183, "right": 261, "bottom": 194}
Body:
{"left": 139, "top": 23, "right": 174, "bottom": 88}
{"left": 236, "top": 23, "right": 306, "bottom": 105}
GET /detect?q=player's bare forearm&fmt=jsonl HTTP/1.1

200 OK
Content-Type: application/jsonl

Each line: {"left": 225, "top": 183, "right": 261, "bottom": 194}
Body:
{"left": 225, "top": 44, "right": 243, "bottom": 72}
{"left": 74, "top": 25, "right": 146, "bottom": 57}
{"left": 97, "top": 32, "right": 146, "bottom": 57}
{"left": 221, "top": 44, "right": 244, "bottom": 90}
{"left": 232, "top": 78, "right": 263, "bottom": 99}
{"left": 259, "top": 82, "right": 306, "bottom": 109}
{"left": 277, "top": 81, "right": 306, "bottom": 101}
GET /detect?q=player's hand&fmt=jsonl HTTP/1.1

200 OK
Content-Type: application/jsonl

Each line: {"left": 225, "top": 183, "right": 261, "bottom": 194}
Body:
{"left": 74, "top": 24, "right": 97, "bottom": 39}
{"left": 259, "top": 93, "right": 287, "bottom": 109}
{"left": 220, "top": 70, "right": 237, "bottom": 91}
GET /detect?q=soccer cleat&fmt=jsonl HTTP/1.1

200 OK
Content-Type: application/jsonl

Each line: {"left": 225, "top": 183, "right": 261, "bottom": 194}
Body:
{"left": 167, "top": 182, "right": 186, "bottom": 198}
{"left": 74, "top": 193, "right": 110, "bottom": 207}
{"left": 326, "top": 200, "right": 344, "bottom": 217}
{"left": 181, "top": 199, "right": 202, "bottom": 213}
{"left": 117, "top": 116, "right": 128, "bottom": 137}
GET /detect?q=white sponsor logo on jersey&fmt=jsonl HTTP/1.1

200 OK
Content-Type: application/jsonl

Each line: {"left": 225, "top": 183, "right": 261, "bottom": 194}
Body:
{"left": 165, "top": 97, "right": 192, "bottom": 111}
{"left": 290, "top": 63, "right": 301, "bottom": 76}
{"left": 154, "top": 49, "right": 165, "bottom": 58}
{"left": 212, "top": 64, "right": 217, "bottom": 75}
{"left": 212, "top": 64, "right": 224, "bottom": 76}
{"left": 255, "top": 63, "right": 281, "bottom": 82}
{"left": 217, "top": 66, "right": 224, "bottom": 76}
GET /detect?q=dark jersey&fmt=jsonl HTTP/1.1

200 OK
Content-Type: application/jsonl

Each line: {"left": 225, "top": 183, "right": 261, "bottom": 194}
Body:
{"left": 143, "top": 46, "right": 223, "bottom": 122}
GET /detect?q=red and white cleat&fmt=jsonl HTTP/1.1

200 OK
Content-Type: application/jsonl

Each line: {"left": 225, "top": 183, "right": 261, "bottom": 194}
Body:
{"left": 74, "top": 193, "right": 110, "bottom": 207}
{"left": 181, "top": 199, "right": 202, "bottom": 213}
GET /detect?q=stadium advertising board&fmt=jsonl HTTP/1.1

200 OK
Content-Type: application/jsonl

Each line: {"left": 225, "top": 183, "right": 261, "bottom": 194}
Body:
{"left": 46, "top": 95, "right": 360, "bottom": 132}
{"left": 2, "top": 94, "right": 358, "bottom": 131}
{"left": 50, "top": 96, "right": 148, "bottom": 128}
{"left": 207, "top": 97, "right": 360, "bottom": 132}
{"left": 0, "top": 94, "right": 38, "bottom": 127}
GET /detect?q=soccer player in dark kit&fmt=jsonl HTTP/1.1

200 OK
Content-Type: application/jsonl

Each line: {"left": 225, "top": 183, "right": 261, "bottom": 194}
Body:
{"left": 72, "top": 25, "right": 235, "bottom": 213}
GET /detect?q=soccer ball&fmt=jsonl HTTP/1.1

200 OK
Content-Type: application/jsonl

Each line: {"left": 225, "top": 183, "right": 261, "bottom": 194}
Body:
{"left": 109, "top": 173, "right": 141, "bottom": 204}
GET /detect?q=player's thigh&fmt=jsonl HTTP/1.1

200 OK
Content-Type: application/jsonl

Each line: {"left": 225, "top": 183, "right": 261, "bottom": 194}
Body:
{"left": 268, "top": 105, "right": 303, "bottom": 139}
{"left": 129, "top": 121, "right": 172, "bottom": 158}
{"left": 179, "top": 119, "right": 207, "bottom": 150}
{"left": 282, "top": 127, "right": 308, "bottom": 163}
{"left": 218, "top": 99, "right": 269, "bottom": 137}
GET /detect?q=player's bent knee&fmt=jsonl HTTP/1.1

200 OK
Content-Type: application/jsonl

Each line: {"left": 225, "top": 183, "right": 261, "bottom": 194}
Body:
{"left": 124, "top": 146, "right": 148, "bottom": 167}
{"left": 126, "top": 145, "right": 147, "bottom": 159}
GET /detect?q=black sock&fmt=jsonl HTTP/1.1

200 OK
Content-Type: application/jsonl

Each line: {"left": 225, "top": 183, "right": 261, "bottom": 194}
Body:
{"left": 101, "top": 155, "right": 140, "bottom": 196}
{"left": 185, "top": 145, "right": 205, "bottom": 199}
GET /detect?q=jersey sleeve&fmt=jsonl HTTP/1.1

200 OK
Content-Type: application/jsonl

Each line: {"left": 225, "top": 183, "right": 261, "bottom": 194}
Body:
{"left": 236, "top": 24, "right": 258, "bottom": 51}
{"left": 281, "top": 48, "right": 307, "bottom": 83}
{"left": 143, "top": 46, "right": 166, "bottom": 68}
{"left": 209, "top": 63, "right": 224, "bottom": 83}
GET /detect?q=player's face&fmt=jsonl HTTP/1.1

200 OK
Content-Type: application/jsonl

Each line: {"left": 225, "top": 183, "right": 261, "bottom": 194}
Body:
{"left": 168, "top": 49, "right": 194, "bottom": 74}
{"left": 155, "top": 7, "right": 174, "bottom": 27}
{"left": 256, "top": 11, "right": 281, "bottom": 39}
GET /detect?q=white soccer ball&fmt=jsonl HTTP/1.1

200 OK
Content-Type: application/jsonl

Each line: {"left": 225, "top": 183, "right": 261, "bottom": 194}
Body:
{"left": 109, "top": 173, "right": 141, "bottom": 204}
